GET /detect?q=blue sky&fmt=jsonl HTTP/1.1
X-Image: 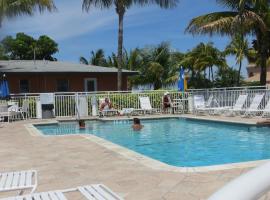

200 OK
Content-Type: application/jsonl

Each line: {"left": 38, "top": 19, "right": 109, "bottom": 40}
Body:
{"left": 1, "top": 0, "right": 249, "bottom": 76}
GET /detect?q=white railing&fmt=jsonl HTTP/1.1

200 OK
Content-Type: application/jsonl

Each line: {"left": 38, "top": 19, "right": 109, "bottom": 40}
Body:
{"left": 5, "top": 87, "right": 270, "bottom": 118}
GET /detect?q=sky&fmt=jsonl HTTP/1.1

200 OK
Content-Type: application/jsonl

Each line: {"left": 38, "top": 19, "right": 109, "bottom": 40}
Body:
{"left": 1, "top": 0, "right": 249, "bottom": 76}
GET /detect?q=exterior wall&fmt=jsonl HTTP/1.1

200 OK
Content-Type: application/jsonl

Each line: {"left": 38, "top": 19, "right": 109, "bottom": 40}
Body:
{"left": 246, "top": 64, "right": 261, "bottom": 77}
{"left": 246, "top": 64, "right": 270, "bottom": 84}
{"left": 6, "top": 72, "right": 129, "bottom": 93}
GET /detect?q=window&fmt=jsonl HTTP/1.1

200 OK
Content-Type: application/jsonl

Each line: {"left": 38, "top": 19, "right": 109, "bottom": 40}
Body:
{"left": 249, "top": 72, "right": 254, "bottom": 77}
{"left": 19, "top": 80, "right": 29, "bottom": 93}
{"left": 84, "top": 78, "right": 97, "bottom": 92}
{"left": 56, "top": 80, "right": 69, "bottom": 92}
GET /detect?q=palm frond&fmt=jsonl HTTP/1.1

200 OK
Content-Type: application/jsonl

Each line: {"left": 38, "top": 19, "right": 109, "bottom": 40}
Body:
{"left": 79, "top": 57, "right": 89, "bottom": 65}
{"left": 126, "top": 0, "right": 178, "bottom": 9}
{"left": 0, "top": 0, "right": 56, "bottom": 26}
{"left": 82, "top": 0, "right": 113, "bottom": 11}
{"left": 1, "top": 0, "right": 56, "bottom": 17}
{"left": 186, "top": 11, "right": 238, "bottom": 35}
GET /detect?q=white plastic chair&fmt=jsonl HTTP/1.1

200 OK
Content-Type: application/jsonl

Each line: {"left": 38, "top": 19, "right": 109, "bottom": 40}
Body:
{"left": 0, "top": 184, "right": 123, "bottom": 200}
{"left": 139, "top": 96, "right": 156, "bottom": 114}
{"left": 224, "top": 94, "right": 248, "bottom": 116}
{"left": 193, "top": 95, "right": 210, "bottom": 115}
{"left": 0, "top": 103, "right": 19, "bottom": 123}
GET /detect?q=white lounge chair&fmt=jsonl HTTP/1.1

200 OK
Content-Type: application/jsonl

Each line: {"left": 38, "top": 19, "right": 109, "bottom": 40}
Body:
{"left": 243, "top": 93, "right": 265, "bottom": 117}
{"left": 0, "top": 170, "right": 37, "bottom": 195}
{"left": 193, "top": 95, "right": 206, "bottom": 115}
{"left": 194, "top": 95, "right": 218, "bottom": 115}
{"left": 139, "top": 96, "right": 156, "bottom": 114}
{"left": 119, "top": 108, "right": 135, "bottom": 116}
{"left": 223, "top": 94, "right": 248, "bottom": 116}
{"left": 0, "top": 184, "right": 123, "bottom": 200}
{"left": 262, "top": 98, "right": 270, "bottom": 118}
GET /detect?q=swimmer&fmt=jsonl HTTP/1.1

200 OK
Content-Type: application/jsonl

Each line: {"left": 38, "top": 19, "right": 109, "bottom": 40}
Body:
{"left": 132, "top": 118, "right": 143, "bottom": 131}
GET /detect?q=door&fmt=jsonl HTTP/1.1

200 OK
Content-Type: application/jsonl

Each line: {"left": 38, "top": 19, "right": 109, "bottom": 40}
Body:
{"left": 84, "top": 78, "right": 97, "bottom": 92}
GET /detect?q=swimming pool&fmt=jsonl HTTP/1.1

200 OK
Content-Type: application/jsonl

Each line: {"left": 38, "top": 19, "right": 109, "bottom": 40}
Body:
{"left": 35, "top": 118, "right": 270, "bottom": 167}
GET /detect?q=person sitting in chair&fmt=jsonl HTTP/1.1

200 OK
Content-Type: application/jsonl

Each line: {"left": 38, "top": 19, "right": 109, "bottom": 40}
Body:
{"left": 163, "top": 92, "right": 172, "bottom": 112}
{"left": 100, "top": 97, "right": 112, "bottom": 111}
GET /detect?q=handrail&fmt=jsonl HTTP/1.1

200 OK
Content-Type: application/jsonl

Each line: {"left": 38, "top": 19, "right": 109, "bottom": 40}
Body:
{"left": 187, "top": 85, "right": 268, "bottom": 92}
{"left": 208, "top": 161, "right": 270, "bottom": 200}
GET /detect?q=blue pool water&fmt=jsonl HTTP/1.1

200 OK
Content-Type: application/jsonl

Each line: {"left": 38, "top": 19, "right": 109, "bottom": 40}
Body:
{"left": 35, "top": 118, "right": 270, "bottom": 167}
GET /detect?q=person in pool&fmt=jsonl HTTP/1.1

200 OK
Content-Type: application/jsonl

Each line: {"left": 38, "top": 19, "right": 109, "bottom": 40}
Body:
{"left": 132, "top": 118, "right": 143, "bottom": 131}
{"left": 79, "top": 120, "right": 86, "bottom": 129}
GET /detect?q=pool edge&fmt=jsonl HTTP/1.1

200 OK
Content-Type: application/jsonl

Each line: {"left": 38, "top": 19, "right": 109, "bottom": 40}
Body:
{"left": 27, "top": 116, "right": 269, "bottom": 172}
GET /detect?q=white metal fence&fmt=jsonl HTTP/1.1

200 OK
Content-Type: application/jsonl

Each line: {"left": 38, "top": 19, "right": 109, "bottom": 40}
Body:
{"left": 4, "top": 86, "right": 270, "bottom": 119}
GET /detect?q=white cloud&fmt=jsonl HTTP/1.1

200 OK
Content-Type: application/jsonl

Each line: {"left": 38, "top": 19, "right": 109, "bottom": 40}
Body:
{"left": 1, "top": 1, "right": 118, "bottom": 41}
{"left": 1, "top": 1, "right": 159, "bottom": 41}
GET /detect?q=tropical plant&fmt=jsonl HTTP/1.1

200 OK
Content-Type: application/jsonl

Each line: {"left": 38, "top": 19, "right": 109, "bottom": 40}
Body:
{"left": 1, "top": 33, "right": 58, "bottom": 60}
{"left": 0, "top": 0, "right": 56, "bottom": 26}
{"left": 130, "top": 43, "right": 182, "bottom": 89}
{"left": 0, "top": 44, "right": 8, "bottom": 60}
{"left": 179, "top": 42, "right": 226, "bottom": 82}
{"left": 80, "top": 49, "right": 107, "bottom": 67}
{"left": 224, "top": 34, "right": 249, "bottom": 85}
{"left": 214, "top": 67, "right": 241, "bottom": 87}
{"left": 186, "top": 0, "right": 270, "bottom": 85}
{"left": 82, "top": 0, "right": 178, "bottom": 90}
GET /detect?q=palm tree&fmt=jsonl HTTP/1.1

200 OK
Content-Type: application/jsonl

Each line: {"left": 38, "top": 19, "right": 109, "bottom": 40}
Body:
{"left": 82, "top": 0, "right": 178, "bottom": 91}
{"left": 130, "top": 43, "right": 178, "bottom": 89}
{"left": 80, "top": 49, "right": 108, "bottom": 67}
{"left": 180, "top": 43, "right": 226, "bottom": 81}
{"left": 225, "top": 34, "right": 249, "bottom": 85}
{"left": 185, "top": 0, "right": 269, "bottom": 85}
{"left": 0, "top": 0, "right": 56, "bottom": 26}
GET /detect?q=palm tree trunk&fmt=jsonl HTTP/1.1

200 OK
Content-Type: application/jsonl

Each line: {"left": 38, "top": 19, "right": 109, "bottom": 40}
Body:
{"left": 211, "top": 66, "right": 214, "bottom": 81}
{"left": 260, "top": 52, "right": 267, "bottom": 85}
{"left": 258, "top": 32, "right": 267, "bottom": 86}
{"left": 117, "top": 7, "right": 125, "bottom": 91}
{"left": 237, "top": 61, "right": 242, "bottom": 86}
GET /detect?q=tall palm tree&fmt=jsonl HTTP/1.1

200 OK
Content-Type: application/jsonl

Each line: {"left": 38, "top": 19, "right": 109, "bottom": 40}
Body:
{"left": 82, "top": 0, "right": 178, "bottom": 91}
{"left": 0, "top": 0, "right": 56, "bottom": 26}
{"left": 186, "top": 0, "right": 269, "bottom": 85}
{"left": 225, "top": 34, "right": 249, "bottom": 85}
{"left": 80, "top": 49, "right": 108, "bottom": 67}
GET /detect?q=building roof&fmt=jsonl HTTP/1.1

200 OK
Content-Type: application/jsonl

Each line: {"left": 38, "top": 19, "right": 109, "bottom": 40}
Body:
{"left": 0, "top": 60, "right": 138, "bottom": 74}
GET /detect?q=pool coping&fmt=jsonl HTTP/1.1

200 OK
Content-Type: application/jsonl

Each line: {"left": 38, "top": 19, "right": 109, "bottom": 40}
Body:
{"left": 25, "top": 115, "right": 270, "bottom": 172}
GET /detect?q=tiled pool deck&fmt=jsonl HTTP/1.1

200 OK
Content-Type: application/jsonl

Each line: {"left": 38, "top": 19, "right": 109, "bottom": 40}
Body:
{"left": 1, "top": 114, "right": 270, "bottom": 199}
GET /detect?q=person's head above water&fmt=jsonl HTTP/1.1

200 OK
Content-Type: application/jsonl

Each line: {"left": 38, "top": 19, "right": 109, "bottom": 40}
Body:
{"left": 133, "top": 118, "right": 141, "bottom": 125}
